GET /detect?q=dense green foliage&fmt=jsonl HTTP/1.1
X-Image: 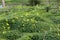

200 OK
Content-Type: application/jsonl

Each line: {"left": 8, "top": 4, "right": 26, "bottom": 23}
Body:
{"left": 0, "top": 0, "right": 60, "bottom": 40}
{"left": 0, "top": 5, "right": 60, "bottom": 40}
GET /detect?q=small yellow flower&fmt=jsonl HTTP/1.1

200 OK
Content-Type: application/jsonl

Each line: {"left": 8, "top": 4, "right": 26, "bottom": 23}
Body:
{"left": 21, "top": 16, "right": 23, "bottom": 17}
{"left": 12, "top": 20, "right": 15, "bottom": 23}
{"left": 23, "top": 24, "right": 25, "bottom": 26}
{"left": 15, "top": 17, "right": 18, "bottom": 19}
{"left": 6, "top": 23, "right": 9, "bottom": 26}
{"left": 27, "top": 19, "right": 29, "bottom": 21}
{"left": 3, "top": 31, "right": 6, "bottom": 34}
{"left": 58, "top": 33, "right": 60, "bottom": 36}
{"left": 8, "top": 27, "right": 10, "bottom": 29}
{"left": 31, "top": 19, "right": 35, "bottom": 23}
{"left": 36, "top": 13, "right": 39, "bottom": 15}
{"left": 25, "top": 13, "right": 29, "bottom": 16}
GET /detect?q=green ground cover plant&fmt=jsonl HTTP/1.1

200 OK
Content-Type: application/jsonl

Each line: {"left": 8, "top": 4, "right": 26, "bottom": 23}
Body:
{"left": 0, "top": 5, "right": 60, "bottom": 40}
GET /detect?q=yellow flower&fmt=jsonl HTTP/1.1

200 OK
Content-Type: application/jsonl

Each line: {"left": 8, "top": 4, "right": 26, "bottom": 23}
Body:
{"left": 6, "top": 23, "right": 9, "bottom": 26}
{"left": 31, "top": 19, "right": 35, "bottom": 23}
{"left": 12, "top": 20, "right": 15, "bottom": 23}
{"left": 15, "top": 17, "right": 18, "bottom": 19}
{"left": 36, "top": 13, "right": 39, "bottom": 15}
{"left": 58, "top": 33, "right": 60, "bottom": 36}
{"left": 8, "top": 27, "right": 10, "bottom": 29}
{"left": 27, "top": 19, "right": 30, "bottom": 21}
{"left": 3, "top": 31, "right": 6, "bottom": 34}
{"left": 23, "top": 24, "right": 25, "bottom": 26}
{"left": 25, "top": 13, "right": 29, "bottom": 16}
{"left": 21, "top": 16, "right": 23, "bottom": 17}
